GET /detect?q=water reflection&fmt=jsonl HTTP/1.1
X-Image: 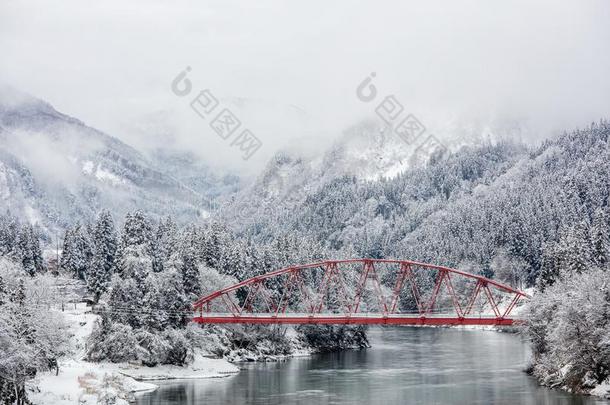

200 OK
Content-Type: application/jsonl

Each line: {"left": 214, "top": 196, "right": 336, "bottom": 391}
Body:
{"left": 137, "top": 328, "right": 605, "bottom": 405}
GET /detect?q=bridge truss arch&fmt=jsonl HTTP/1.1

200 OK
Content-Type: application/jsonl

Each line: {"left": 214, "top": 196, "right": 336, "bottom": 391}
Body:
{"left": 193, "top": 259, "right": 529, "bottom": 326}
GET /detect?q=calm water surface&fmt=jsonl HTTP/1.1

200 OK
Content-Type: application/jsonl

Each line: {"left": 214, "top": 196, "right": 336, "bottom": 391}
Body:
{"left": 136, "top": 327, "right": 606, "bottom": 405}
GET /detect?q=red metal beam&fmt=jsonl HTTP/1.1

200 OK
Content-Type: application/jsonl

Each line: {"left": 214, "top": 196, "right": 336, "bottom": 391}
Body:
{"left": 192, "top": 315, "right": 519, "bottom": 326}
{"left": 389, "top": 262, "right": 410, "bottom": 313}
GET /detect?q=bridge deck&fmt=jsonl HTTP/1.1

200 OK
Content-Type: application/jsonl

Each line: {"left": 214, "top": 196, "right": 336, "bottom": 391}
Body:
{"left": 192, "top": 313, "right": 520, "bottom": 326}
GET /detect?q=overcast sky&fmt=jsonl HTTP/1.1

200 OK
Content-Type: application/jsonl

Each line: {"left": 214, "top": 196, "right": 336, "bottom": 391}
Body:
{"left": 1, "top": 0, "right": 609, "bottom": 172}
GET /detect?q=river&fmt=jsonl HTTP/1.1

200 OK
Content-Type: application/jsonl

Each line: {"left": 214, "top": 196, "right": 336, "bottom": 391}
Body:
{"left": 136, "top": 327, "right": 605, "bottom": 405}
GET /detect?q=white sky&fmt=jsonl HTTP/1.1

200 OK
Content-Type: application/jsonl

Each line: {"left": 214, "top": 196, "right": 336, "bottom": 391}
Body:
{"left": 1, "top": 0, "right": 609, "bottom": 172}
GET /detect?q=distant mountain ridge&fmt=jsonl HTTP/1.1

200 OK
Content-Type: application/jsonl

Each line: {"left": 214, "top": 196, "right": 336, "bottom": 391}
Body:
{"left": 0, "top": 86, "right": 238, "bottom": 235}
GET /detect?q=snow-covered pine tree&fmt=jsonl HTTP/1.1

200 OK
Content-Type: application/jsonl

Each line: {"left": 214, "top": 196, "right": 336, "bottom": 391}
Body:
{"left": 149, "top": 229, "right": 163, "bottom": 274}
{"left": 590, "top": 207, "right": 609, "bottom": 267}
{"left": 202, "top": 221, "right": 231, "bottom": 269}
{"left": 536, "top": 242, "right": 560, "bottom": 291}
{"left": 223, "top": 239, "right": 248, "bottom": 280}
{"left": 29, "top": 225, "right": 43, "bottom": 274}
{"left": 564, "top": 221, "right": 593, "bottom": 275}
{"left": 59, "top": 227, "right": 73, "bottom": 273}
{"left": 154, "top": 216, "right": 179, "bottom": 272}
{"left": 158, "top": 265, "right": 191, "bottom": 328}
{"left": 61, "top": 223, "right": 93, "bottom": 280}
{"left": 0, "top": 275, "right": 6, "bottom": 306}
{"left": 141, "top": 275, "right": 168, "bottom": 330}
{"left": 120, "top": 210, "right": 153, "bottom": 250}
{"left": 217, "top": 241, "right": 242, "bottom": 277}
{"left": 107, "top": 275, "right": 143, "bottom": 328}
{"left": 88, "top": 211, "right": 118, "bottom": 302}
{"left": 17, "top": 225, "right": 36, "bottom": 276}
{"left": 117, "top": 211, "right": 154, "bottom": 282}
{"left": 0, "top": 212, "right": 21, "bottom": 259}
{"left": 10, "top": 279, "right": 26, "bottom": 306}
{"left": 240, "top": 237, "right": 258, "bottom": 281}
{"left": 180, "top": 245, "right": 201, "bottom": 299}
{"left": 17, "top": 224, "right": 43, "bottom": 276}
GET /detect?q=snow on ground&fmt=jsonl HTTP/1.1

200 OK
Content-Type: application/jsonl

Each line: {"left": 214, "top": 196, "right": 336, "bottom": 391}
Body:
{"left": 590, "top": 381, "right": 610, "bottom": 399}
{"left": 95, "top": 165, "right": 127, "bottom": 186}
{"left": 82, "top": 160, "right": 128, "bottom": 186}
{"left": 117, "top": 354, "right": 238, "bottom": 380}
{"left": 28, "top": 303, "right": 238, "bottom": 405}
{"left": 29, "top": 360, "right": 157, "bottom": 405}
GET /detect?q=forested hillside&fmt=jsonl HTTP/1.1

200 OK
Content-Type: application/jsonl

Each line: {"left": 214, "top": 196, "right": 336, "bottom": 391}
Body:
{"left": 228, "top": 122, "right": 610, "bottom": 289}
{"left": 1, "top": 121, "right": 609, "bottom": 402}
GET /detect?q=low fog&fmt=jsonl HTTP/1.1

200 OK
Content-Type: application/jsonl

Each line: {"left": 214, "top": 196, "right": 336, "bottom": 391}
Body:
{"left": 1, "top": 0, "right": 609, "bottom": 172}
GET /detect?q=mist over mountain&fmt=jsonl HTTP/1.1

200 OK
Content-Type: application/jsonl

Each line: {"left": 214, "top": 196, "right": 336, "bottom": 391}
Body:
{"left": 0, "top": 86, "right": 239, "bottom": 235}
{"left": 215, "top": 115, "right": 539, "bottom": 235}
{"left": 0, "top": 85, "right": 534, "bottom": 237}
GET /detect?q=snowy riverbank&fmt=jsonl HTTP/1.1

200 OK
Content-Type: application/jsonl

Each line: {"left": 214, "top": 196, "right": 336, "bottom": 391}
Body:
{"left": 27, "top": 304, "right": 238, "bottom": 405}
{"left": 28, "top": 302, "right": 610, "bottom": 403}
{"left": 29, "top": 356, "right": 239, "bottom": 405}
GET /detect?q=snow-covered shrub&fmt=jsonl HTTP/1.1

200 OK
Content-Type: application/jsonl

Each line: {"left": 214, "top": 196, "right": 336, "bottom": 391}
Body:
{"left": 524, "top": 268, "right": 610, "bottom": 392}
{"left": 162, "top": 329, "right": 193, "bottom": 366}
{"left": 107, "top": 276, "right": 143, "bottom": 328}
{"left": 87, "top": 317, "right": 194, "bottom": 366}
{"left": 87, "top": 320, "right": 141, "bottom": 363}
{"left": 0, "top": 269, "right": 69, "bottom": 404}
{"left": 135, "top": 330, "right": 171, "bottom": 367}
{"left": 156, "top": 269, "right": 190, "bottom": 328}
{"left": 185, "top": 324, "right": 233, "bottom": 357}
{"left": 118, "top": 245, "right": 153, "bottom": 282}
{"left": 102, "top": 323, "right": 141, "bottom": 363}
{"left": 198, "top": 266, "right": 238, "bottom": 312}
{"left": 227, "top": 324, "right": 295, "bottom": 357}
{"left": 296, "top": 325, "right": 370, "bottom": 352}
{"left": 199, "top": 265, "right": 237, "bottom": 296}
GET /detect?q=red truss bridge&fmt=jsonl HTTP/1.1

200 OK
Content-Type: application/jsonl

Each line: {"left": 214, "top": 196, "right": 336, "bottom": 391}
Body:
{"left": 192, "top": 259, "right": 530, "bottom": 326}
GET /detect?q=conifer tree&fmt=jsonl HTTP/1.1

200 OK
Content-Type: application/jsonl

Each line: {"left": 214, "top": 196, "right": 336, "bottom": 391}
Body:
{"left": 141, "top": 275, "right": 168, "bottom": 330}
{"left": 88, "top": 211, "right": 118, "bottom": 302}
{"left": 30, "top": 225, "right": 43, "bottom": 274}
{"left": 61, "top": 223, "right": 93, "bottom": 280}
{"left": 117, "top": 211, "right": 154, "bottom": 281}
{"left": 0, "top": 275, "right": 6, "bottom": 306}
{"left": 536, "top": 243, "right": 560, "bottom": 291}
{"left": 120, "top": 211, "right": 153, "bottom": 250}
{"left": 60, "top": 228, "right": 73, "bottom": 273}
{"left": 590, "top": 208, "right": 609, "bottom": 267}
{"left": 564, "top": 221, "right": 593, "bottom": 274}
{"left": 180, "top": 246, "right": 201, "bottom": 298}
{"left": 0, "top": 212, "right": 19, "bottom": 258}
{"left": 158, "top": 266, "right": 190, "bottom": 328}
{"left": 154, "top": 216, "right": 179, "bottom": 272}
{"left": 17, "top": 224, "right": 43, "bottom": 276}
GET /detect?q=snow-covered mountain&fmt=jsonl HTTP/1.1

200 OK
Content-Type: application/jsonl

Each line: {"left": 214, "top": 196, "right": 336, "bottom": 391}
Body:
{"left": 0, "top": 86, "right": 237, "bottom": 234}
{"left": 216, "top": 119, "right": 444, "bottom": 228}
{"left": 216, "top": 114, "right": 532, "bottom": 237}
